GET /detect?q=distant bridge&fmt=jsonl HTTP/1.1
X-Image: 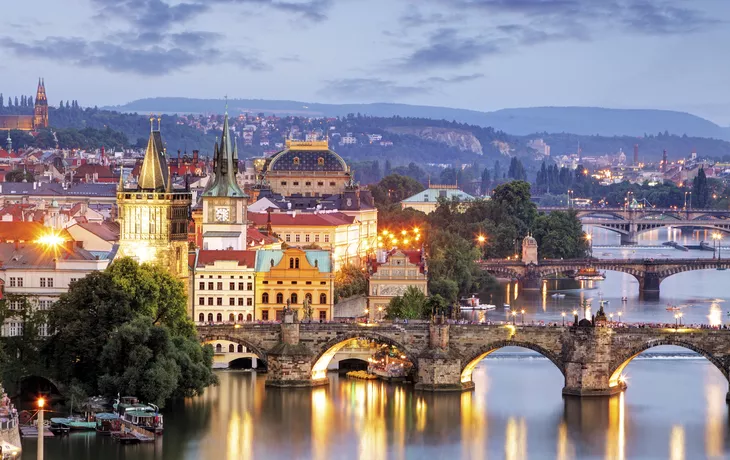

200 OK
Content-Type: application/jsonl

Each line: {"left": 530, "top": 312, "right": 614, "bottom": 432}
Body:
{"left": 197, "top": 322, "right": 730, "bottom": 400}
{"left": 478, "top": 258, "right": 730, "bottom": 296}
{"left": 537, "top": 207, "right": 730, "bottom": 244}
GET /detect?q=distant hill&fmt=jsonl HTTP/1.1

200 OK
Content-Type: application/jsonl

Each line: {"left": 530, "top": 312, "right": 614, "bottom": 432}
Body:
{"left": 106, "top": 98, "right": 730, "bottom": 141}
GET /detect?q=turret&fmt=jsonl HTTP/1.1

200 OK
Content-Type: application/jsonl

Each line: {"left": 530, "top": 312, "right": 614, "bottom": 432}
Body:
{"left": 137, "top": 116, "right": 169, "bottom": 192}
{"left": 202, "top": 111, "right": 247, "bottom": 198}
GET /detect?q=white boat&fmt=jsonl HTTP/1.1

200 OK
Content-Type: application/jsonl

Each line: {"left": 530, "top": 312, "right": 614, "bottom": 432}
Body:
{"left": 462, "top": 304, "right": 496, "bottom": 311}
{"left": 503, "top": 303, "right": 511, "bottom": 309}
{"left": 551, "top": 293, "right": 566, "bottom": 299}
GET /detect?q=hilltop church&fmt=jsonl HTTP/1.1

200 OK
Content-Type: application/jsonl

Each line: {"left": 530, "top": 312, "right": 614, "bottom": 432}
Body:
{"left": 0, "top": 79, "right": 49, "bottom": 131}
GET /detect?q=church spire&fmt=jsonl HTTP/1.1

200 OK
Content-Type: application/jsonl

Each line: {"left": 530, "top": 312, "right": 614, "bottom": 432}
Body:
{"left": 202, "top": 110, "right": 247, "bottom": 198}
{"left": 137, "top": 115, "right": 169, "bottom": 192}
{"left": 118, "top": 164, "right": 124, "bottom": 192}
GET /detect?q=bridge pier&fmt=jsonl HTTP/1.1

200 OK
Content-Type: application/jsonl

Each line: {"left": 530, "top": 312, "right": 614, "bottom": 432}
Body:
{"left": 562, "top": 327, "right": 626, "bottom": 397}
{"left": 415, "top": 324, "right": 472, "bottom": 392}
{"left": 519, "top": 273, "right": 541, "bottom": 290}
{"left": 265, "top": 322, "right": 326, "bottom": 388}
{"left": 638, "top": 273, "right": 661, "bottom": 298}
{"left": 620, "top": 227, "right": 638, "bottom": 245}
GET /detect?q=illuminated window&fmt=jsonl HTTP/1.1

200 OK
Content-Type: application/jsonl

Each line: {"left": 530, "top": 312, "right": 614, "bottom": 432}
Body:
{"left": 276, "top": 293, "right": 283, "bottom": 303}
{"left": 320, "top": 293, "right": 327, "bottom": 304}
{"left": 262, "top": 293, "right": 269, "bottom": 304}
{"left": 293, "top": 157, "right": 300, "bottom": 165}
{"left": 318, "top": 157, "right": 324, "bottom": 166}
{"left": 291, "top": 293, "right": 298, "bottom": 304}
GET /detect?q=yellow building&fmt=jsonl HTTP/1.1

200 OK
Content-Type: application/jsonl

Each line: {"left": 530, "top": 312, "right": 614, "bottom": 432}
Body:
{"left": 117, "top": 119, "right": 191, "bottom": 280}
{"left": 249, "top": 211, "right": 371, "bottom": 271}
{"left": 258, "top": 139, "right": 351, "bottom": 196}
{"left": 367, "top": 249, "right": 428, "bottom": 320}
{"left": 254, "top": 248, "right": 334, "bottom": 322}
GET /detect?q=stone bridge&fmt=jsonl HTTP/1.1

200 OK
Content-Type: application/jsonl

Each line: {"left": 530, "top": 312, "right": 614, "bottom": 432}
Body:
{"left": 198, "top": 322, "right": 730, "bottom": 400}
{"left": 538, "top": 207, "right": 730, "bottom": 244}
{"left": 479, "top": 258, "right": 730, "bottom": 296}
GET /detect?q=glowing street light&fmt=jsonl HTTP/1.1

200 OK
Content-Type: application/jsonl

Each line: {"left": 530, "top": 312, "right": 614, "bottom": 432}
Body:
{"left": 520, "top": 309, "right": 525, "bottom": 324}
{"left": 38, "top": 397, "right": 45, "bottom": 460}
{"left": 712, "top": 232, "right": 723, "bottom": 260}
{"left": 511, "top": 310, "right": 517, "bottom": 325}
{"left": 476, "top": 234, "right": 486, "bottom": 244}
{"left": 617, "top": 311, "right": 623, "bottom": 322}
{"left": 561, "top": 311, "right": 566, "bottom": 326}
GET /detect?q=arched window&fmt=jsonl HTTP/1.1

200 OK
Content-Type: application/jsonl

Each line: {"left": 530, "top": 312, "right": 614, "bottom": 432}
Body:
{"left": 318, "top": 157, "right": 324, "bottom": 166}
{"left": 293, "top": 156, "right": 300, "bottom": 166}
{"left": 291, "top": 293, "right": 298, "bottom": 304}
{"left": 320, "top": 293, "right": 327, "bottom": 304}
{"left": 237, "top": 344, "right": 244, "bottom": 353}
{"left": 229, "top": 344, "right": 235, "bottom": 353}
{"left": 198, "top": 313, "right": 204, "bottom": 322}
{"left": 305, "top": 293, "right": 312, "bottom": 304}
{"left": 229, "top": 313, "right": 235, "bottom": 322}
{"left": 238, "top": 314, "right": 244, "bottom": 322}
{"left": 289, "top": 258, "right": 294, "bottom": 269}
{"left": 246, "top": 313, "right": 252, "bottom": 322}
{"left": 208, "top": 313, "right": 214, "bottom": 322}
{"left": 215, "top": 344, "right": 222, "bottom": 353}
{"left": 276, "top": 293, "right": 284, "bottom": 303}
{"left": 295, "top": 258, "right": 300, "bottom": 269}
{"left": 262, "top": 293, "right": 269, "bottom": 304}
{"left": 216, "top": 313, "right": 223, "bottom": 322}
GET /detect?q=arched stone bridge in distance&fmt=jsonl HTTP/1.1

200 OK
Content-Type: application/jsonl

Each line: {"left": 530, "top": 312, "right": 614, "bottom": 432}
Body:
{"left": 537, "top": 206, "right": 730, "bottom": 245}
{"left": 197, "top": 322, "right": 730, "bottom": 401}
{"left": 478, "top": 258, "right": 730, "bottom": 296}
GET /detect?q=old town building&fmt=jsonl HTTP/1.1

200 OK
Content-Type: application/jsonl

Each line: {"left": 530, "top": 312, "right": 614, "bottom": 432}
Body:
{"left": 0, "top": 79, "right": 48, "bottom": 131}
{"left": 367, "top": 249, "right": 427, "bottom": 320}
{"left": 254, "top": 248, "right": 334, "bottom": 322}
{"left": 116, "top": 119, "right": 191, "bottom": 280}
{"left": 190, "top": 250, "right": 256, "bottom": 324}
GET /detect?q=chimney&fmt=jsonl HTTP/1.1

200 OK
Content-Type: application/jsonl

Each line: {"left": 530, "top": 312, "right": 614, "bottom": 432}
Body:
{"left": 65, "top": 240, "right": 75, "bottom": 253}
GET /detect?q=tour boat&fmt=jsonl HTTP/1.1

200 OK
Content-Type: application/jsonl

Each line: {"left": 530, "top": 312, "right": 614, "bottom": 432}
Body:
{"left": 460, "top": 295, "right": 496, "bottom": 310}
{"left": 571, "top": 267, "right": 606, "bottom": 281}
{"left": 113, "top": 396, "right": 163, "bottom": 435}
{"left": 551, "top": 293, "right": 566, "bottom": 299}
{"left": 666, "top": 305, "right": 681, "bottom": 312}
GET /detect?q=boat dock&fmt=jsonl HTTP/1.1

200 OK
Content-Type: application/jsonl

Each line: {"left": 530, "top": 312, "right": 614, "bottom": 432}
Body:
{"left": 111, "top": 420, "right": 155, "bottom": 444}
{"left": 19, "top": 425, "right": 54, "bottom": 438}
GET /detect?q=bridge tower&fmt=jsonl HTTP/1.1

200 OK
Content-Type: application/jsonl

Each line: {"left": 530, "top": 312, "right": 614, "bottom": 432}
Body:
{"left": 522, "top": 233, "right": 538, "bottom": 265}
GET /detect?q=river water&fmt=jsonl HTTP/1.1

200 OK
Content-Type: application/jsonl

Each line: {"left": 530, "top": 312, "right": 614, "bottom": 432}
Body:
{"left": 17, "top": 227, "right": 730, "bottom": 459}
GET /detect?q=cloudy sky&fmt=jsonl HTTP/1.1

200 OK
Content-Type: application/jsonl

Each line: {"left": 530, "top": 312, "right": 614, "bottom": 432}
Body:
{"left": 3, "top": 0, "right": 730, "bottom": 123}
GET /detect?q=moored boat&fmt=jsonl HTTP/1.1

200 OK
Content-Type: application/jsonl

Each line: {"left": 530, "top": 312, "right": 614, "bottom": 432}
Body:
{"left": 666, "top": 305, "right": 681, "bottom": 312}
{"left": 551, "top": 293, "right": 566, "bottom": 299}
{"left": 49, "top": 418, "right": 70, "bottom": 435}
{"left": 113, "top": 397, "right": 163, "bottom": 435}
{"left": 95, "top": 413, "right": 120, "bottom": 435}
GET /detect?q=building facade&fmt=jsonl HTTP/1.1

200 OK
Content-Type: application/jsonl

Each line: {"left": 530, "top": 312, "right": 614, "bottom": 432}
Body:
{"left": 116, "top": 120, "right": 191, "bottom": 279}
{"left": 190, "top": 250, "right": 256, "bottom": 324}
{"left": 0, "top": 79, "right": 49, "bottom": 131}
{"left": 254, "top": 248, "right": 334, "bottom": 322}
{"left": 367, "top": 249, "right": 427, "bottom": 320}
{"left": 400, "top": 185, "right": 475, "bottom": 214}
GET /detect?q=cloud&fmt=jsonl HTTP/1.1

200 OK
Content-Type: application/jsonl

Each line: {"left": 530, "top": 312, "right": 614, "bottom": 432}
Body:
{"left": 422, "top": 73, "right": 485, "bottom": 84}
{"left": 0, "top": 34, "right": 268, "bottom": 76}
{"left": 206, "top": 0, "right": 333, "bottom": 22}
{"left": 91, "top": 0, "right": 208, "bottom": 30}
{"left": 397, "top": 28, "right": 504, "bottom": 70}
{"left": 319, "top": 78, "right": 429, "bottom": 100}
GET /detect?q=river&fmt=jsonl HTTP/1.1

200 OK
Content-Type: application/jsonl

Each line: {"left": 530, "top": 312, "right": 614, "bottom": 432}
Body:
{"left": 17, "top": 226, "right": 730, "bottom": 459}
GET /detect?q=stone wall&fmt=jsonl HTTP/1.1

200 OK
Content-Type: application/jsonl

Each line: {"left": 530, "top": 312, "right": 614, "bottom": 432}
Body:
{"left": 333, "top": 295, "right": 367, "bottom": 318}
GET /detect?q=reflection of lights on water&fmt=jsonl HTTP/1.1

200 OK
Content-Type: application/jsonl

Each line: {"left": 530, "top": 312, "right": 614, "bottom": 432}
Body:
{"left": 505, "top": 417, "right": 527, "bottom": 460}
{"left": 606, "top": 392, "right": 625, "bottom": 460}
{"left": 705, "top": 377, "right": 723, "bottom": 457}
{"left": 670, "top": 425, "right": 685, "bottom": 460}
{"left": 708, "top": 303, "right": 722, "bottom": 327}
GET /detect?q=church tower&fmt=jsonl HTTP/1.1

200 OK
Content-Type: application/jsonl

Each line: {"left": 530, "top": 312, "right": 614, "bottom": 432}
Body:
{"left": 201, "top": 111, "right": 249, "bottom": 250}
{"left": 33, "top": 78, "right": 48, "bottom": 129}
{"left": 117, "top": 117, "right": 192, "bottom": 279}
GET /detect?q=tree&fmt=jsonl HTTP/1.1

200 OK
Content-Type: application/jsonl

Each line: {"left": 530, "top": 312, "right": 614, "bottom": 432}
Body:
{"left": 5, "top": 169, "right": 34, "bottom": 183}
{"left": 693, "top": 167, "right": 710, "bottom": 208}
{"left": 385, "top": 286, "right": 429, "bottom": 319}
{"left": 531, "top": 210, "right": 589, "bottom": 259}
{"left": 508, "top": 157, "right": 527, "bottom": 180}
{"left": 0, "top": 294, "right": 48, "bottom": 389}
{"left": 480, "top": 167, "right": 491, "bottom": 195}
{"left": 370, "top": 174, "right": 424, "bottom": 209}
{"left": 334, "top": 264, "right": 368, "bottom": 302}
{"left": 47, "top": 258, "right": 215, "bottom": 404}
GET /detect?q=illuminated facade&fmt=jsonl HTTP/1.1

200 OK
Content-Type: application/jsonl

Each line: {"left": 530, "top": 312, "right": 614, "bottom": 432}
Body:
{"left": 367, "top": 249, "right": 427, "bottom": 320}
{"left": 254, "top": 248, "right": 334, "bottom": 321}
{"left": 201, "top": 112, "right": 249, "bottom": 250}
{"left": 117, "top": 120, "right": 191, "bottom": 279}
{"left": 0, "top": 78, "right": 49, "bottom": 131}
{"left": 259, "top": 140, "right": 351, "bottom": 196}
{"left": 190, "top": 250, "right": 256, "bottom": 323}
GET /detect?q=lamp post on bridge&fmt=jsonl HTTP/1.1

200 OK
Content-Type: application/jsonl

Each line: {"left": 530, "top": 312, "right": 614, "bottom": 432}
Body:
{"left": 617, "top": 311, "right": 623, "bottom": 323}
{"left": 609, "top": 313, "right": 614, "bottom": 323}
{"left": 511, "top": 310, "right": 517, "bottom": 325}
{"left": 37, "top": 397, "right": 45, "bottom": 460}
{"left": 561, "top": 311, "right": 566, "bottom": 326}
{"left": 572, "top": 309, "right": 578, "bottom": 325}
{"left": 521, "top": 309, "right": 525, "bottom": 324}
{"left": 585, "top": 233, "right": 593, "bottom": 258}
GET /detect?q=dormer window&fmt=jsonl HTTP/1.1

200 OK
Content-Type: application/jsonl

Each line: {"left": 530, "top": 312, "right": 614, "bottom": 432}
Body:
{"left": 293, "top": 157, "right": 300, "bottom": 166}
{"left": 318, "top": 157, "right": 324, "bottom": 166}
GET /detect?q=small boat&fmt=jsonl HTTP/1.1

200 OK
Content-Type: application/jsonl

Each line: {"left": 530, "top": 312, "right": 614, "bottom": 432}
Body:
{"left": 49, "top": 418, "right": 71, "bottom": 435}
{"left": 621, "top": 297, "right": 628, "bottom": 302}
{"left": 666, "top": 305, "right": 681, "bottom": 312}
{"left": 571, "top": 267, "right": 606, "bottom": 281}
{"left": 462, "top": 304, "right": 496, "bottom": 311}
{"left": 602, "top": 252, "right": 612, "bottom": 256}
{"left": 95, "top": 413, "right": 120, "bottom": 435}
{"left": 114, "top": 396, "right": 163, "bottom": 435}
{"left": 551, "top": 293, "right": 566, "bottom": 299}
{"left": 718, "top": 267, "right": 727, "bottom": 271}
{"left": 503, "top": 303, "right": 510, "bottom": 309}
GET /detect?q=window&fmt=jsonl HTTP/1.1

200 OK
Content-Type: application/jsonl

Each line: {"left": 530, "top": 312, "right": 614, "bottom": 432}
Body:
{"left": 305, "top": 293, "right": 312, "bottom": 304}
{"left": 237, "top": 343, "right": 244, "bottom": 352}
{"left": 208, "top": 297, "right": 214, "bottom": 305}
{"left": 229, "top": 298, "right": 235, "bottom": 306}
{"left": 199, "top": 282, "right": 205, "bottom": 290}
{"left": 305, "top": 234, "right": 310, "bottom": 243}
{"left": 293, "top": 157, "right": 300, "bottom": 165}
{"left": 246, "top": 313, "right": 252, "bottom": 322}
{"left": 217, "top": 282, "right": 223, "bottom": 290}
{"left": 289, "top": 257, "right": 294, "bottom": 269}
{"left": 262, "top": 310, "right": 269, "bottom": 321}
{"left": 263, "top": 281, "right": 269, "bottom": 285}
{"left": 305, "top": 182, "right": 311, "bottom": 186}
{"left": 198, "top": 313, "right": 204, "bottom": 322}
{"left": 320, "top": 293, "right": 327, "bottom": 304}
{"left": 329, "top": 182, "right": 335, "bottom": 187}
{"left": 229, "top": 313, "right": 235, "bottom": 322}
{"left": 293, "top": 181, "right": 299, "bottom": 186}
{"left": 208, "top": 313, "right": 214, "bottom": 322}
{"left": 39, "top": 323, "right": 49, "bottom": 337}
{"left": 238, "top": 282, "right": 245, "bottom": 290}
{"left": 238, "top": 298, "right": 244, "bottom": 306}
{"left": 314, "top": 235, "right": 320, "bottom": 243}
{"left": 295, "top": 258, "right": 300, "bottom": 269}
{"left": 247, "top": 298, "right": 253, "bottom": 306}
{"left": 230, "top": 282, "right": 235, "bottom": 290}
{"left": 291, "top": 281, "right": 297, "bottom": 285}
{"left": 318, "top": 157, "right": 324, "bottom": 166}
{"left": 262, "top": 293, "right": 269, "bottom": 304}
{"left": 247, "top": 282, "right": 252, "bottom": 290}
{"left": 295, "top": 234, "right": 300, "bottom": 243}
{"left": 306, "top": 281, "right": 312, "bottom": 285}
{"left": 238, "top": 314, "right": 244, "bottom": 322}
{"left": 324, "top": 235, "right": 330, "bottom": 243}
{"left": 216, "top": 344, "right": 222, "bottom": 353}
{"left": 17, "top": 278, "right": 23, "bottom": 287}
{"left": 217, "top": 298, "right": 223, "bottom": 306}
{"left": 47, "top": 278, "right": 53, "bottom": 288}
{"left": 319, "top": 311, "right": 327, "bottom": 321}
{"left": 9, "top": 300, "right": 21, "bottom": 310}
{"left": 320, "top": 281, "right": 327, "bottom": 285}
{"left": 277, "top": 281, "right": 283, "bottom": 285}
{"left": 285, "top": 234, "right": 291, "bottom": 243}
{"left": 229, "top": 343, "right": 235, "bottom": 352}
{"left": 40, "top": 278, "right": 46, "bottom": 288}
{"left": 9, "top": 278, "right": 15, "bottom": 287}
{"left": 276, "top": 293, "right": 283, "bottom": 303}
{"left": 199, "top": 297, "right": 204, "bottom": 305}
{"left": 70, "top": 278, "right": 78, "bottom": 284}
{"left": 216, "top": 313, "right": 223, "bottom": 322}
{"left": 208, "top": 282, "right": 214, "bottom": 290}
{"left": 291, "top": 293, "right": 298, "bottom": 304}
{"left": 281, "top": 181, "right": 287, "bottom": 186}
{"left": 318, "top": 182, "right": 324, "bottom": 186}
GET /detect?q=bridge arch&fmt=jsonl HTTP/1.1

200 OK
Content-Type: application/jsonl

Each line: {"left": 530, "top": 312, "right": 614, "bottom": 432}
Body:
{"left": 310, "top": 332, "right": 418, "bottom": 381}
{"left": 608, "top": 339, "right": 728, "bottom": 389}
{"left": 200, "top": 334, "right": 269, "bottom": 367}
{"left": 460, "top": 340, "right": 565, "bottom": 386}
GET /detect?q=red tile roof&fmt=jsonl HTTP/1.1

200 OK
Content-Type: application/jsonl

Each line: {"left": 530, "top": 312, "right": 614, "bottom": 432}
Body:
{"left": 371, "top": 249, "right": 425, "bottom": 274}
{"left": 69, "top": 221, "right": 120, "bottom": 242}
{"left": 246, "top": 227, "right": 279, "bottom": 247}
{"left": 0, "top": 222, "right": 71, "bottom": 242}
{"left": 196, "top": 250, "right": 257, "bottom": 268}
{"left": 248, "top": 211, "right": 354, "bottom": 227}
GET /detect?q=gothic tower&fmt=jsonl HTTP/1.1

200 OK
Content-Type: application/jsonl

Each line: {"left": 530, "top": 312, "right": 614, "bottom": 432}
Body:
{"left": 117, "top": 117, "right": 192, "bottom": 279}
{"left": 201, "top": 111, "right": 249, "bottom": 250}
{"left": 33, "top": 78, "right": 48, "bottom": 129}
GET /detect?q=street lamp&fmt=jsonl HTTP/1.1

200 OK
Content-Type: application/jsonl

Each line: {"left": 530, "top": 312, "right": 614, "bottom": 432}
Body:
{"left": 511, "top": 310, "right": 517, "bottom": 325}
{"left": 678, "top": 312, "right": 683, "bottom": 327}
{"left": 609, "top": 313, "right": 614, "bottom": 323}
{"left": 561, "top": 311, "right": 566, "bottom": 326}
{"left": 674, "top": 313, "right": 679, "bottom": 328}
{"left": 476, "top": 234, "right": 486, "bottom": 260}
{"left": 521, "top": 309, "right": 525, "bottom": 324}
{"left": 377, "top": 306, "right": 383, "bottom": 321}
{"left": 585, "top": 233, "right": 593, "bottom": 257}
{"left": 38, "top": 397, "right": 45, "bottom": 460}
{"left": 713, "top": 232, "right": 723, "bottom": 261}
{"left": 617, "top": 311, "right": 623, "bottom": 323}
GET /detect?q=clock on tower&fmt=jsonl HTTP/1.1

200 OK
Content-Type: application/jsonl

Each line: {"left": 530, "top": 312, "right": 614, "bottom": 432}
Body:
{"left": 215, "top": 207, "right": 230, "bottom": 222}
